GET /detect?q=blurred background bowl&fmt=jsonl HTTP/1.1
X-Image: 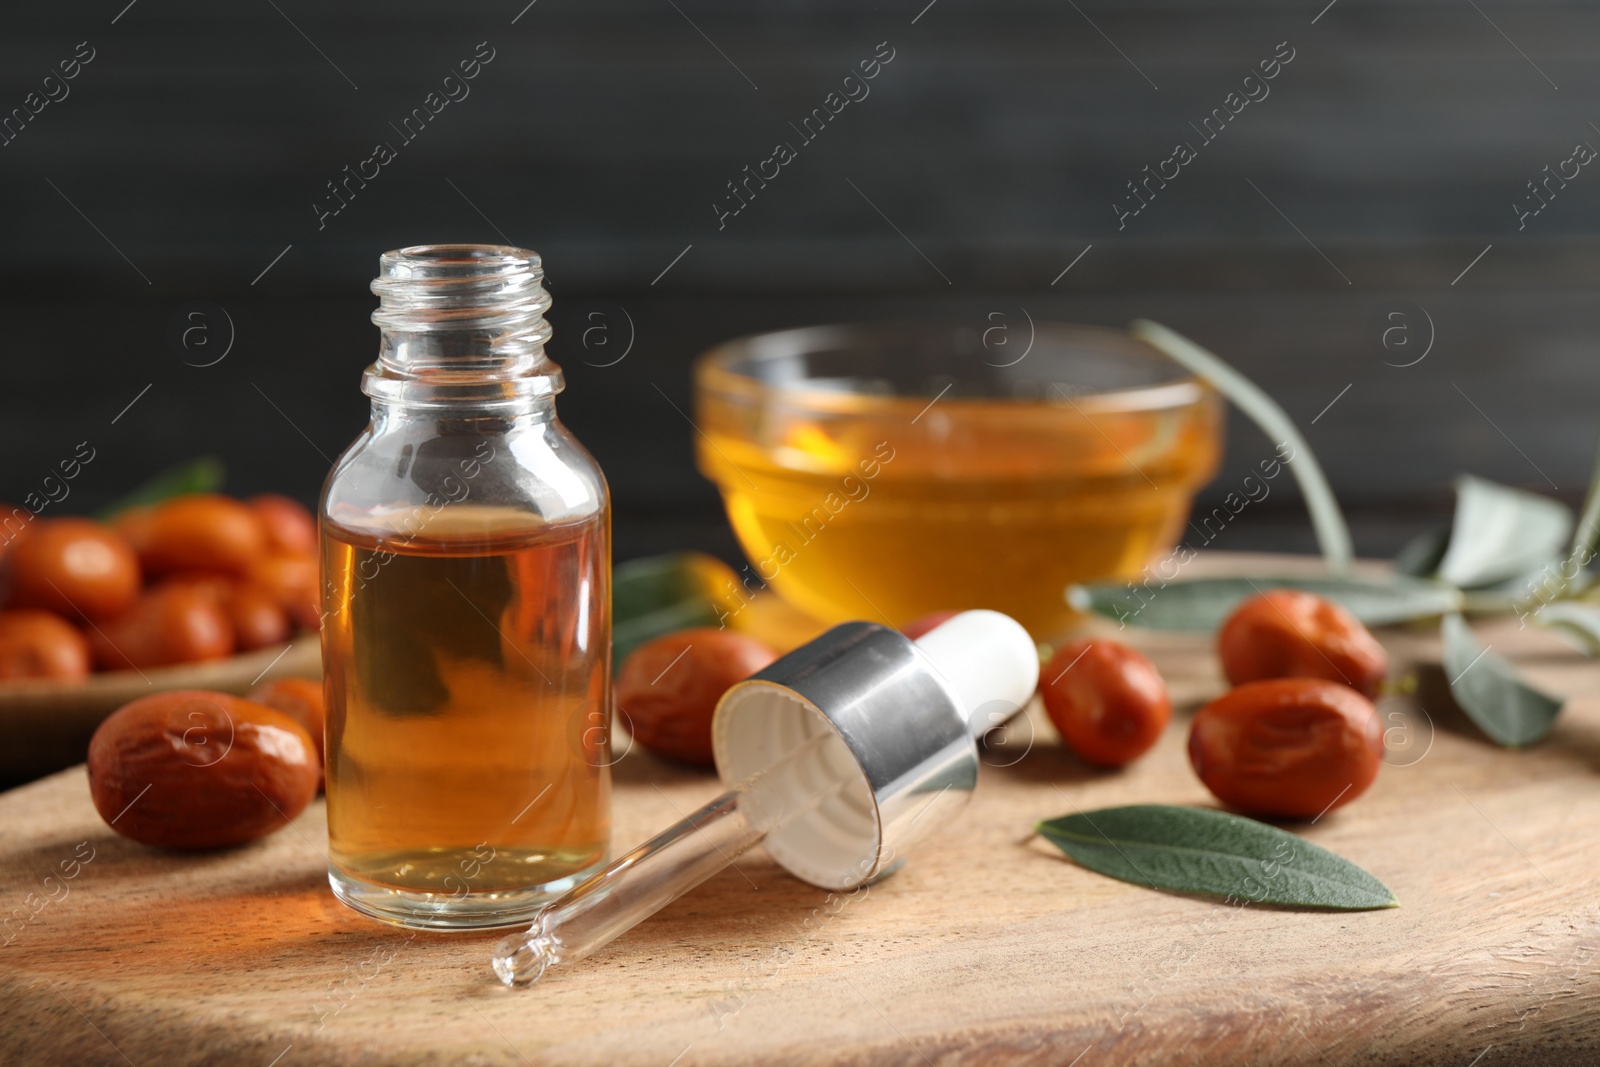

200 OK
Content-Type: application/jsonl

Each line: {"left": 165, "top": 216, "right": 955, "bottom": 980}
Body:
{"left": 694, "top": 322, "right": 1222, "bottom": 636}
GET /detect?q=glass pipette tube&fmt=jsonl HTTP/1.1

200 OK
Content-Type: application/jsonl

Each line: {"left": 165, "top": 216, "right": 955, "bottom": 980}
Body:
{"left": 491, "top": 732, "right": 844, "bottom": 987}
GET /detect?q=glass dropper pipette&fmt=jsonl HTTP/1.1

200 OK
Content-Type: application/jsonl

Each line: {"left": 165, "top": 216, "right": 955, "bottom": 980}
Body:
{"left": 492, "top": 730, "right": 850, "bottom": 986}
{"left": 491, "top": 610, "right": 1041, "bottom": 988}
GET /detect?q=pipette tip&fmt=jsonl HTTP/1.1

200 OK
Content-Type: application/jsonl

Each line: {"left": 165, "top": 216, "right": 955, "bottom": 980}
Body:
{"left": 491, "top": 930, "right": 557, "bottom": 987}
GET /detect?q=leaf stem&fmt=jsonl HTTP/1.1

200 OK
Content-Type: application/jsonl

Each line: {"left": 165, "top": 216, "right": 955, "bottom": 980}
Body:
{"left": 1131, "top": 320, "right": 1353, "bottom": 574}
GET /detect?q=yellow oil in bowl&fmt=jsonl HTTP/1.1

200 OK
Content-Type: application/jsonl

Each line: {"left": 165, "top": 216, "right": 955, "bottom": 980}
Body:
{"left": 693, "top": 322, "right": 1222, "bottom": 638}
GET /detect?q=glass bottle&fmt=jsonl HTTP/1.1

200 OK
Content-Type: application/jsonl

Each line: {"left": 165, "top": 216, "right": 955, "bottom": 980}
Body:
{"left": 319, "top": 244, "right": 612, "bottom": 930}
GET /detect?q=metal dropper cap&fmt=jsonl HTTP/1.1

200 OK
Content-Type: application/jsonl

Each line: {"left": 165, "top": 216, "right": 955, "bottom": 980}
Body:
{"left": 492, "top": 610, "right": 1039, "bottom": 986}
{"left": 712, "top": 609, "right": 1040, "bottom": 890}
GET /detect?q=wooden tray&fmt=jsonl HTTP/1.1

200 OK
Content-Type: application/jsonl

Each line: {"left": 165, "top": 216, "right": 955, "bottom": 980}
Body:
{"left": 3, "top": 558, "right": 1597, "bottom": 1065}
{"left": 0, "top": 633, "right": 321, "bottom": 780}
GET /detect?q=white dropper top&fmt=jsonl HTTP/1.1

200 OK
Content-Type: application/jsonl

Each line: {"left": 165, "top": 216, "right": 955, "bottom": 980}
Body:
{"left": 911, "top": 609, "right": 1039, "bottom": 737}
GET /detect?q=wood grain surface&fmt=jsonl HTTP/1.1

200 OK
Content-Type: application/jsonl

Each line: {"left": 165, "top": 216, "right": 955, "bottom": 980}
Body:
{"left": 2, "top": 557, "right": 1598, "bottom": 1066}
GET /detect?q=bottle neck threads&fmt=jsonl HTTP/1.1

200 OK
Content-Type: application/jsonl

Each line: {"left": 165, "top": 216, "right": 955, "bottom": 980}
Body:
{"left": 365, "top": 244, "right": 561, "bottom": 409}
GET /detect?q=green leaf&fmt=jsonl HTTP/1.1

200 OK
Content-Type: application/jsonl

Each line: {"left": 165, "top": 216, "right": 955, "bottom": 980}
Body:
{"left": 1532, "top": 601, "right": 1600, "bottom": 657}
{"left": 612, "top": 552, "right": 743, "bottom": 668}
{"left": 1436, "top": 475, "right": 1572, "bottom": 589}
{"left": 1067, "top": 573, "right": 1460, "bottom": 632}
{"left": 1392, "top": 525, "right": 1451, "bottom": 578}
{"left": 1441, "top": 613, "right": 1563, "bottom": 747}
{"left": 1456, "top": 564, "right": 1594, "bottom": 614}
{"left": 1036, "top": 804, "right": 1397, "bottom": 910}
{"left": 1131, "top": 320, "right": 1353, "bottom": 574}
{"left": 93, "top": 456, "right": 225, "bottom": 520}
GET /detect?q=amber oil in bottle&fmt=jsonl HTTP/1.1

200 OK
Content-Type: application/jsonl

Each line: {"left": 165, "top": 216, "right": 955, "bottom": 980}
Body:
{"left": 320, "top": 246, "right": 611, "bottom": 929}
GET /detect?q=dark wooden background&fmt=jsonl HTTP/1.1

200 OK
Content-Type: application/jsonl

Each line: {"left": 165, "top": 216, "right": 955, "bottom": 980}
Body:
{"left": 3, "top": 0, "right": 1597, "bottom": 562}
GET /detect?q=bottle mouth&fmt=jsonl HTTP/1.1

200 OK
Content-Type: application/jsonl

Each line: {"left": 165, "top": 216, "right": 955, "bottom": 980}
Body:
{"left": 366, "top": 243, "right": 561, "bottom": 404}
{"left": 372, "top": 243, "right": 551, "bottom": 326}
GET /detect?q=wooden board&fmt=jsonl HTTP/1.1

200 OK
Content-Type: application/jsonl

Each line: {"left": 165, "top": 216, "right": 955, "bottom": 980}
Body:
{"left": 3, "top": 557, "right": 1599, "bottom": 1066}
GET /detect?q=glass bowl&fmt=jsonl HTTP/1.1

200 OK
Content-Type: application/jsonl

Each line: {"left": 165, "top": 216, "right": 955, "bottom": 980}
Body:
{"left": 692, "top": 321, "right": 1223, "bottom": 638}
